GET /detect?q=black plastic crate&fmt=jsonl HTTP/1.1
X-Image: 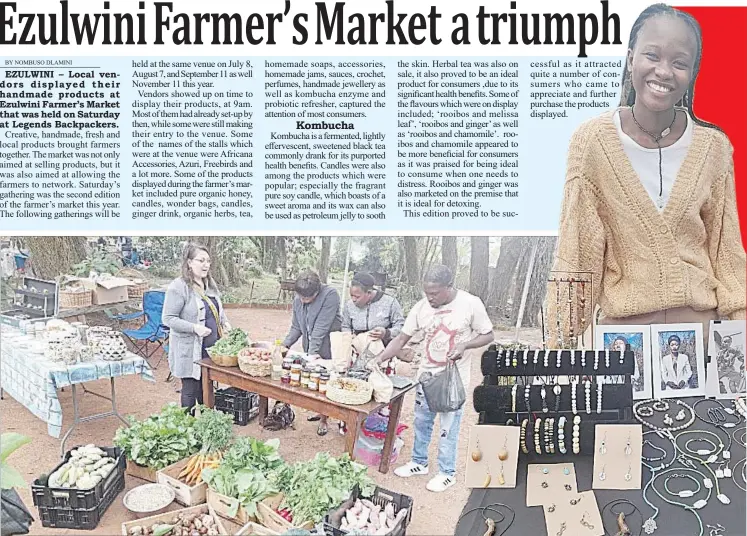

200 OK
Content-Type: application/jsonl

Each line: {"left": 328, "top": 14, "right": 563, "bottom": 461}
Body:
{"left": 32, "top": 446, "right": 125, "bottom": 510}
{"left": 36, "top": 472, "right": 124, "bottom": 530}
{"left": 215, "top": 387, "right": 259, "bottom": 426}
{"left": 324, "top": 486, "right": 413, "bottom": 536}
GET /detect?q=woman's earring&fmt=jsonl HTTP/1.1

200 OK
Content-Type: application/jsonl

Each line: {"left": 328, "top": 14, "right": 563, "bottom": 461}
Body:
{"left": 599, "top": 465, "right": 607, "bottom": 481}
{"left": 625, "top": 465, "right": 632, "bottom": 482}
{"left": 624, "top": 433, "right": 632, "bottom": 456}
{"left": 471, "top": 437, "right": 483, "bottom": 462}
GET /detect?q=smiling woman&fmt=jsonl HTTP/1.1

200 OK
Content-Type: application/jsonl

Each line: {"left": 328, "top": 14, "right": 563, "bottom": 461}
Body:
{"left": 548, "top": 3, "right": 746, "bottom": 353}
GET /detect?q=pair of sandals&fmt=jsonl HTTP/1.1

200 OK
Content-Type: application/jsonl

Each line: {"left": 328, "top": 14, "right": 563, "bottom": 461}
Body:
{"left": 307, "top": 414, "right": 346, "bottom": 436}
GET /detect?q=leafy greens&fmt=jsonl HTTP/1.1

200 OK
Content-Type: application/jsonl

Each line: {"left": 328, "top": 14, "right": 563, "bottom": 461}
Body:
{"left": 113, "top": 404, "right": 199, "bottom": 470}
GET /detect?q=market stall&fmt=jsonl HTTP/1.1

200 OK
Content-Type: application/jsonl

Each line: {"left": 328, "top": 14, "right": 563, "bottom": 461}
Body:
{"left": 0, "top": 321, "right": 154, "bottom": 455}
{"left": 199, "top": 358, "right": 416, "bottom": 474}
{"left": 456, "top": 344, "right": 747, "bottom": 536}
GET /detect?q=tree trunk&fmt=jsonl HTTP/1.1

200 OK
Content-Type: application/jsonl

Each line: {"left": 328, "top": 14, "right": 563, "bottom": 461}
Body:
{"left": 469, "top": 237, "right": 490, "bottom": 302}
{"left": 403, "top": 237, "right": 420, "bottom": 285}
{"left": 263, "top": 237, "right": 277, "bottom": 273}
{"left": 276, "top": 237, "right": 287, "bottom": 279}
{"left": 25, "top": 237, "right": 87, "bottom": 280}
{"left": 318, "top": 237, "right": 331, "bottom": 283}
{"left": 441, "top": 237, "right": 458, "bottom": 274}
{"left": 487, "top": 237, "right": 525, "bottom": 324}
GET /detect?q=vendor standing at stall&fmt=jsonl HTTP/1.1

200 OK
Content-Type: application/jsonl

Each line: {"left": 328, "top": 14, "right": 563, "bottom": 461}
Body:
{"left": 549, "top": 5, "right": 745, "bottom": 351}
{"left": 369, "top": 265, "right": 494, "bottom": 493}
{"left": 163, "top": 243, "right": 231, "bottom": 411}
{"left": 342, "top": 272, "right": 405, "bottom": 347}
{"left": 282, "top": 270, "right": 342, "bottom": 436}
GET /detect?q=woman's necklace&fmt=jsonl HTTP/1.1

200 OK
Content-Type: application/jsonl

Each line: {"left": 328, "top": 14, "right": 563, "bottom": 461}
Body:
{"left": 692, "top": 399, "right": 739, "bottom": 476}
{"left": 629, "top": 106, "right": 678, "bottom": 209}
{"left": 649, "top": 467, "right": 709, "bottom": 536}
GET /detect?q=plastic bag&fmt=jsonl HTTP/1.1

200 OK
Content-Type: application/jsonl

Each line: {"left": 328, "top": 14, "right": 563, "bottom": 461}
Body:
{"left": 330, "top": 331, "right": 354, "bottom": 372}
{"left": 368, "top": 365, "right": 394, "bottom": 403}
{"left": 418, "top": 362, "right": 466, "bottom": 413}
{"left": 1, "top": 489, "right": 34, "bottom": 536}
{"left": 352, "top": 341, "right": 379, "bottom": 371}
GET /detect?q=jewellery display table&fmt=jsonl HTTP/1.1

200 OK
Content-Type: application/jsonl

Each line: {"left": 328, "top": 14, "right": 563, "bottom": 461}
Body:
{"left": 0, "top": 328, "right": 155, "bottom": 455}
{"left": 457, "top": 397, "right": 746, "bottom": 536}
{"left": 199, "top": 358, "right": 417, "bottom": 474}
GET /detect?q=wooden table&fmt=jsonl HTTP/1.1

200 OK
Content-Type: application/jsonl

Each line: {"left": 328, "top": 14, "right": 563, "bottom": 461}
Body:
{"left": 199, "top": 359, "right": 417, "bottom": 474}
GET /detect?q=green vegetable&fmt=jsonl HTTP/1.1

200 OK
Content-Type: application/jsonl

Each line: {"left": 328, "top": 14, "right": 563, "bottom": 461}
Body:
{"left": 202, "top": 438, "right": 286, "bottom": 515}
{"left": 152, "top": 524, "right": 174, "bottom": 536}
{"left": 235, "top": 469, "right": 278, "bottom": 518}
{"left": 1, "top": 433, "right": 31, "bottom": 489}
{"left": 278, "top": 453, "right": 375, "bottom": 525}
{"left": 222, "top": 437, "right": 284, "bottom": 473}
{"left": 280, "top": 530, "right": 312, "bottom": 536}
{"left": 113, "top": 404, "right": 199, "bottom": 470}
{"left": 209, "top": 328, "right": 249, "bottom": 356}
{"left": 194, "top": 406, "right": 234, "bottom": 454}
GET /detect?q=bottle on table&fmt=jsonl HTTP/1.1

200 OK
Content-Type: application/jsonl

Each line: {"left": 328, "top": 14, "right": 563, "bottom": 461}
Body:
{"left": 271, "top": 339, "right": 283, "bottom": 381}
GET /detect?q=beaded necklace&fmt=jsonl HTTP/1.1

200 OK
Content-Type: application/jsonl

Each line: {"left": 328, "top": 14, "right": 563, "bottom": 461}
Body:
{"left": 634, "top": 399, "right": 695, "bottom": 433}
{"left": 693, "top": 399, "right": 740, "bottom": 475}
{"left": 732, "top": 457, "right": 746, "bottom": 492}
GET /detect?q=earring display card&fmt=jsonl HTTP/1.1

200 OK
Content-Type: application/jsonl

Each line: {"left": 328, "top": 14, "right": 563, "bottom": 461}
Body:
{"left": 592, "top": 424, "right": 643, "bottom": 490}
{"left": 465, "top": 425, "right": 521, "bottom": 489}
{"left": 526, "top": 463, "right": 578, "bottom": 507}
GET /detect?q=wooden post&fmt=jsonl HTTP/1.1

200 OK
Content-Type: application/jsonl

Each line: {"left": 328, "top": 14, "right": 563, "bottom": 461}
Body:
{"left": 514, "top": 240, "right": 539, "bottom": 342}
{"left": 340, "top": 239, "right": 352, "bottom": 312}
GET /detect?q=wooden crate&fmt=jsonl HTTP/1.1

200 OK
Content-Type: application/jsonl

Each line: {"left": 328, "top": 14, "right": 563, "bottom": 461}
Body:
{"left": 236, "top": 522, "right": 280, "bottom": 535}
{"left": 121, "top": 504, "right": 227, "bottom": 536}
{"left": 257, "top": 494, "right": 314, "bottom": 533}
{"left": 126, "top": 460, "right": 157, "bottom": 483}
{"left": 156, "top": 458, "right": 207, "bottom": 507}
{"left": 207, "top": 489, "right": 254, "bottom": 525}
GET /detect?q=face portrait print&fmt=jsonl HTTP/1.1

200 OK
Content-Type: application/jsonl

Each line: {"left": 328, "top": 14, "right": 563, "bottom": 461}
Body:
{"left": 596, "top": 326, "right": 652, "bottom": 400}
{"left": 652, "top": 324, "right": 705, "bottom": 399}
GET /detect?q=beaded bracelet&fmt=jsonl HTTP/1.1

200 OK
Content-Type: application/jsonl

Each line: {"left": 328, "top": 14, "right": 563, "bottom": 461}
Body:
{"left": 535, "top": 418, "right": 543, "bottom": 455}
{"left": 553, "top": 384, "right": 561, "bottom": 413}
{"left": 520, "top": 419, "right": 529, "bottom": 454}
{"left": 634, "top": 399, "right": 695, "bottom": 432}
{"left": 524, "top": 385, "right": 531, "bottom": 413}
{"left": 571, "top": 381, "right": 578, "bottom": 415}
{"left": 511, "top": 384, "right": 517, "bottom": 413}
{"left": 505, "top": 350, "right": 511, "bottom": 368}
{"left": 541, "top": 386, "right": 548, "bottom": 413}
{"left": 522, "top": 350, "right": 528, "bottom": 366}
{"left": 558, "top": 416, "right": 567, "bottom": 454}
{"left": 547, "top": 418, "right": 555, "bottom": 454}
{"left": 584, "top": 380, "right": 592, "bottom": 415}
{"left": 605, "top": 349, "right": 610, "bottom": 368}
{"left": 596, "top": 382, "right": 603, "bottom": 414}
{"left": 580, "top": 350, "right": 586, "bottom": 368}
{"left": 572, "top": 415, "right": 581, "bottom": 454}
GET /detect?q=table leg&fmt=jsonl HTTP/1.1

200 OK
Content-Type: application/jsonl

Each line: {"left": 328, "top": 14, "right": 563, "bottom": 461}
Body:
{"left": 60, "top": 384, "right": 80, "bottom": 458}
{"left": 379, "top": 398, "right": 404, "bottom": 474}
{"left": 345, "top": 412, "right": 362, "bottom": 460}
{"left": 202, "top": 369, "right": 215, "bottom": 408}
{"left": 258, "top": 396, "right": 269, "bottom": 425}
{"left": 110, "top": 378, "right": 129, "bottom": 427}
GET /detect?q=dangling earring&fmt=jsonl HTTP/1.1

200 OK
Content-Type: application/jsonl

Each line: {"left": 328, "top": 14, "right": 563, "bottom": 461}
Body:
{"left": 599, "top": 465, "right": 607, "bottom": 481}
{"left": 624, "top": 433, "right": 632, "bottom": 456}
{"left": 498, "top": 435, "right": 509, "bottom": 461}
{"left": 498, "top": 462, "right": 506, "bottom": 486}
{"left": 625, "top": 465, "right": 632, "bottom": 482}
{"left": 472, "top": 436, "right": 483, "bottom": 462}
{"left": 483, "top": 460, "right": 492, "bottom": 488}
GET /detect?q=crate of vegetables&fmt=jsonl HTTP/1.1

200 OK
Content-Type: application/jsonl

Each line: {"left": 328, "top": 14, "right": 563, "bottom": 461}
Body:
{"left": 156, "top": 457, "right": 208, "bottom": 507}
{"left": 122, "top": 504, "right": 228, "bottom": 536}
{"left": 115, "top": 404, "right": 201, "bottom": 484}
{"left": 32, "top": 445, "right": 125, "bottom": 510}
{"left": 257, "top": 494, "right": 314, "bottom": 533}
{"left": 323, "top": 486, "right": 412, "bottom": 536}
{"left": 215, "top": 387, "right": 259, "bottom": 426}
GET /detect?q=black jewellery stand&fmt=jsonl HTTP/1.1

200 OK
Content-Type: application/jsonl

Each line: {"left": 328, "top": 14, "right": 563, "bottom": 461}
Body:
{"left": 473, "top": 345, "right": 635, "bottom": 456}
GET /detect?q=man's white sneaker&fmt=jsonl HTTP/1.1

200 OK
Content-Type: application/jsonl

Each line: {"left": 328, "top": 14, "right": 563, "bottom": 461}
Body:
{"left": 394, "top": 461, "right": 429, "bottom": 478}
{"left": 426, "top": 473, "right": 456, "bottom": 492}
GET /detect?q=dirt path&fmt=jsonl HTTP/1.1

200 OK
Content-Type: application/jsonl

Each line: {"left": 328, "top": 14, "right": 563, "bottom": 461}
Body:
{"left": 3, "top": 307, "right": 542, "bottom": 535}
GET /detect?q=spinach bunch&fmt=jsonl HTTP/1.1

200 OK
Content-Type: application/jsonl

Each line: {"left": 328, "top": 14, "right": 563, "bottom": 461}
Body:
{"left": 113, "top": 404, "right": 199, "bottom": 470}
{"left": 210, "top": 328, "right": 250, "bottom": 356}
{"left": 280, "top": 453, "right": 375, "bottom": 524}
{"left": 194, "top": 406, "right": 235, "bottom": 454}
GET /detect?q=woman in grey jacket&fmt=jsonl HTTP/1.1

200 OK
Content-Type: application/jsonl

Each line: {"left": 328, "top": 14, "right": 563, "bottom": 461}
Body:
{"left": 163, "top": 243, "right": 230, "bottom": 410}
{"left": 342, "top": 272, "right": 405, "bottom": 346}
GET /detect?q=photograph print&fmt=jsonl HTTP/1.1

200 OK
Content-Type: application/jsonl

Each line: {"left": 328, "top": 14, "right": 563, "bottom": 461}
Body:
{"left": 651, "top": 323, "right": 706, "bottom": 399}
{"left": 596, "top": 325, "right": 652, "bottom": 400}
{"left": 707, "top": 320, "right": 746, "bottom": 398}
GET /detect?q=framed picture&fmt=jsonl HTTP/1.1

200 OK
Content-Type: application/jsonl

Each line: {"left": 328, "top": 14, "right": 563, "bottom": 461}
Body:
{"left": 707, "top": 320, "right": 746, "bottom": 398}
{"left": 651, "top": 323, "right": 706, "bottom": 398}
{"left": 595, "top": 325, "right": 652, "bottom": 400}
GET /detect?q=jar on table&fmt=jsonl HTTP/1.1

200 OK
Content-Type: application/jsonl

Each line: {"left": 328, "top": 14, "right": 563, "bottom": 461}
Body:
{"left": 282, "top": 357, "right": 293, "bottom": 372}
{"left": 319, "top": 373, "right": 330, "bottom": 394}
{"left": 290, "top": 364, "right": 302, "bottom": 387}
{"left": 281, "top": 370, "right": 291, "bottom": 384}
{"left": 301, "top": 367, "right": 311, "bottom": 388}
{"left": 309, "top": 370, "right": 320, "bottom": 391}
